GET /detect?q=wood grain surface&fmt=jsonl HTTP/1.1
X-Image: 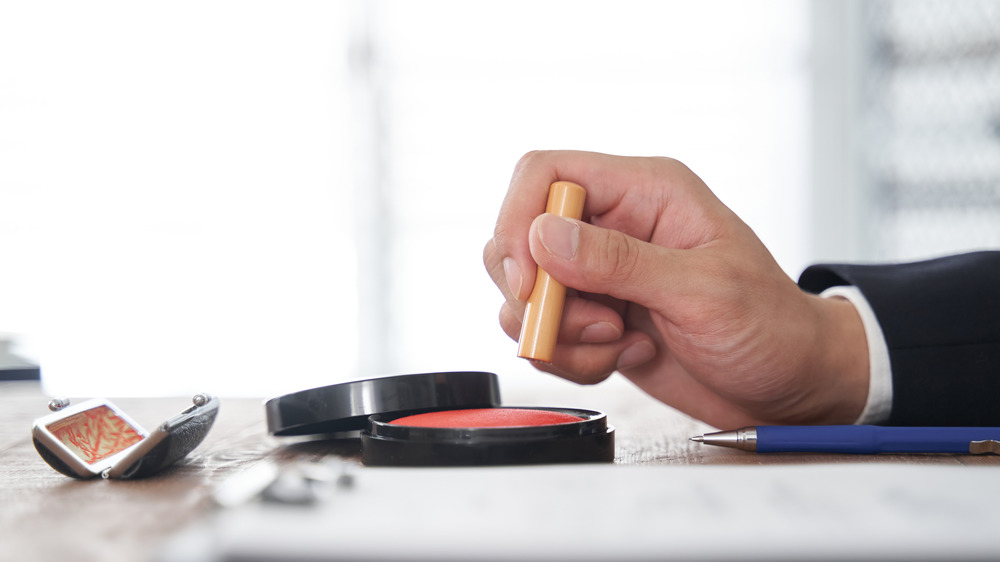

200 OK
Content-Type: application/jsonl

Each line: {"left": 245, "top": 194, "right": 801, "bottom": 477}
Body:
{"left": 2, "top": 378, "right": 996, "bottom": 562}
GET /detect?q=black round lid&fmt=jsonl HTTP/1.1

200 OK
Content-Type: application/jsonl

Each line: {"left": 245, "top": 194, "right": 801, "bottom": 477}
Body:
{"left": 264, "top": 371, "right": 502, "bottom": 436}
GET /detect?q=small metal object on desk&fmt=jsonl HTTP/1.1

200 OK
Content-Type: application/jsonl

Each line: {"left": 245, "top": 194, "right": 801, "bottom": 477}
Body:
{"left": 261, "top": 469, "right": 318, "bottom": 505}
{"left": 212, "top": 462, "right": 281, "bottom": 508}
{"left": 47, "top": 397, "right": 71, "bottom": 412}
{"left": 970, "top": 440, "right": 1000, "bottom": 455}
{"left": 213, "top": 459, "right": 358, "bottom": 507}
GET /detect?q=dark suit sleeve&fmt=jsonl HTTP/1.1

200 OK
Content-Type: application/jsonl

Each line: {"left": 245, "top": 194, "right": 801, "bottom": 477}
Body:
{"left": 798, "top": 251, "right": 1000, "bottom": 426}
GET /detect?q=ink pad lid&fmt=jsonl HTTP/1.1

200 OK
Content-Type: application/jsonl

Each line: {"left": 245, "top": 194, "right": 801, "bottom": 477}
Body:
{"left": 265, "top": 371, "right": 502, "bottom": 436}
{"left": 361, "top": 406, "right": 615, "bottom": 466}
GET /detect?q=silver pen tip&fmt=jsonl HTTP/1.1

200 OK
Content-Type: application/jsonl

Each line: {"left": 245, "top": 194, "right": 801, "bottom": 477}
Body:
{"left": 690, "top": 435, "right": 704, "bottom": 443}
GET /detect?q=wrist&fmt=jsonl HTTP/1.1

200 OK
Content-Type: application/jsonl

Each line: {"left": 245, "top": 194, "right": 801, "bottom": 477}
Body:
{"left": 805, "top": 294, "right": 870, "bottom": 424}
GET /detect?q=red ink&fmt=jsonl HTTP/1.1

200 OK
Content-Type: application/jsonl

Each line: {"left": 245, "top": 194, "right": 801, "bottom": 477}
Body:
{"left": 47, "top": 405, "right": 143, "bottom": 464}
{"left": 390, "top": 408, "right": 584, "bottom": 428}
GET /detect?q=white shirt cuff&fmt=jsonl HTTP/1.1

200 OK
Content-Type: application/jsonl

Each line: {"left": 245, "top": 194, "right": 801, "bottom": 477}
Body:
{"left": 819, "top": 286, "right": 893, "bottom": 424}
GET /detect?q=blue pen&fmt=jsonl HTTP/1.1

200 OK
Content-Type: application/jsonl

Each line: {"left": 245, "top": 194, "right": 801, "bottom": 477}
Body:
{"left": 690, "top": 425, "right": 1000, "bottom": 454}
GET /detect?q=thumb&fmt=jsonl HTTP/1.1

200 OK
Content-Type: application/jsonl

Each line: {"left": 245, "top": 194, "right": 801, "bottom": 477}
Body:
{"left": 528, "top": 213, "right": 688, "bottom": 310}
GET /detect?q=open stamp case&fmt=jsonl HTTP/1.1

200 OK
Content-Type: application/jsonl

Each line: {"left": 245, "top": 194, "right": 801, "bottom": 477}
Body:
{"left": 32, "top": 394, "right": 219, "bottom": 479}
{"left": 265, "top": 371, "right": 615, "bottom": 466}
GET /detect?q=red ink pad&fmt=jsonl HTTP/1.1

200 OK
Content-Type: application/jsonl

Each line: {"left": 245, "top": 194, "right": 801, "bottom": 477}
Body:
{"left": 265, "top": 372, "right": 615, "bottom": 467}
{"left": 390, "top": 408, "right": 584, "bottom": 428}
{"left": 362, "top": 406, "right": 614, "bottom": 467}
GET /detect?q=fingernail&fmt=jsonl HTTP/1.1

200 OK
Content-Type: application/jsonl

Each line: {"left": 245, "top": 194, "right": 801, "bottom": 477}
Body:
{"left": 503, "top": 257, "right": 522, "bottom": 300}
{"left": 580, "top": 322, "right": 622, "bottom": 343}
{"left": 537, "top": 214, "right": 579, "bottom": 261}
{"left": 617, "top": 341, "right": 656, "bottom": 370}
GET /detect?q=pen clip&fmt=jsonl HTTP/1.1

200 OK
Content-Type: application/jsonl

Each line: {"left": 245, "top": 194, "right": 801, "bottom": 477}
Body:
{"left": 969, "top": 440, "right": 1000, "bottom": 455}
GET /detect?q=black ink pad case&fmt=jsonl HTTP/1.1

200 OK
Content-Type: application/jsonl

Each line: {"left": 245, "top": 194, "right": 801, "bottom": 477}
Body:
{"left": 265, "top": 371, "right": 502, "bottom": 436}
{"left": 360, "top": 406, "right": 615, "bottom": 467}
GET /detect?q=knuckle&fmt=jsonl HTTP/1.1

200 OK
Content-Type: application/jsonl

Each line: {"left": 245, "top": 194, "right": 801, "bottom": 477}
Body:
{"left": 490, "top": 223, "right": 516, "bottom": 254}
{"left": 651, "top": 155, "right": 688, "bottom": 174}
{"left": 510, "top": 150, "right": 562, "bottom": 188}
{"left": 482, "top": 238, "right": 498, "bottom": 267}
{"left": 513, "top": 150, "right": 546, "bottom": 174}
{"left": 651, "top": 155, "right": 679, "bottom": 167}
{"left": 483, "top": 240, "right": 506, "bottom": 286}
{"left": 596, "top": 231, "right": 642, "bottom": 283}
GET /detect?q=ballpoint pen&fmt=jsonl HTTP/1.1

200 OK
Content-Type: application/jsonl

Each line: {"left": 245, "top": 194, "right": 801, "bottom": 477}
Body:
{"left": 690, "top": 425, "right": 1000, "bottom": 454}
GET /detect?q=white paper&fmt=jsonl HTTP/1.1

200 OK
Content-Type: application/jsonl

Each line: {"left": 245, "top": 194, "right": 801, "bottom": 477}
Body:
{"left": 161, "top": 463, "right": 1000, "bottom": 561}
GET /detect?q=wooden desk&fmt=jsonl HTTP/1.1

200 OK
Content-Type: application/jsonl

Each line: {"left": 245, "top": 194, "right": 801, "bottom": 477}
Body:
{"left": 2, "top": 378, "right": 997, "bottom": 562}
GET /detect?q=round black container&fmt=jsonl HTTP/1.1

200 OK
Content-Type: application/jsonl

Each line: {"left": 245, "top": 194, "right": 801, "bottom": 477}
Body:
{"left": 361, "top": 407, "right": 614, "bottom": 466}
{"left": 265, "top": 372, "right": 502, "bottom": 436}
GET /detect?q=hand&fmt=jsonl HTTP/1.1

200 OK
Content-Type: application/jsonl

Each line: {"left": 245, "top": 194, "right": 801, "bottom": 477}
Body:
{"left": 484, "top": 151, "right": 869, "bottom": 428}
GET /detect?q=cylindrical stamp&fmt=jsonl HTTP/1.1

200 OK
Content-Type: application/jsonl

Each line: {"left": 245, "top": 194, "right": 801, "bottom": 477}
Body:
{"left": 517, "top": 181, "right": 587, "bottom": 362}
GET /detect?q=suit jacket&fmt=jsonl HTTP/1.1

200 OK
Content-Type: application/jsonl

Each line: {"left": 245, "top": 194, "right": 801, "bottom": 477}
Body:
{"left": 799, "top": 251, "right": 1000, "bottom": 426}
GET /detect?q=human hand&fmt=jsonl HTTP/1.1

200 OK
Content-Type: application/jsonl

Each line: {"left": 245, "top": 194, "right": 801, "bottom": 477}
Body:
{"left": 483, "top": 151, "right": 869, "bottom": 428}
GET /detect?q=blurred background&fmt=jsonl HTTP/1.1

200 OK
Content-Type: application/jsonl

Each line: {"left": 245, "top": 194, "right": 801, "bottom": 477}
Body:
{"left": 0, "top": 0, "right": 997, "bottom": 397}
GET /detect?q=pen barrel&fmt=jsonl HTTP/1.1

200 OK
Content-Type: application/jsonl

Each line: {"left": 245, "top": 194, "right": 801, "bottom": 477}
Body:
{"left": 756, "top": 426, "right": 1000, "bottom": 454}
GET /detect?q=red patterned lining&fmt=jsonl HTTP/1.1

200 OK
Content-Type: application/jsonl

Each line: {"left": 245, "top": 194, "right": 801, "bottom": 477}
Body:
{"left": 47, "top": 405, "right": 143, "bottom": 464}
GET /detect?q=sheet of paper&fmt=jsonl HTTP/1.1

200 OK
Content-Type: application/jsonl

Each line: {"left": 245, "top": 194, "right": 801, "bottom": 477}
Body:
{"left": 161, "top": 463, "right": 1000, "bottom": 561}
